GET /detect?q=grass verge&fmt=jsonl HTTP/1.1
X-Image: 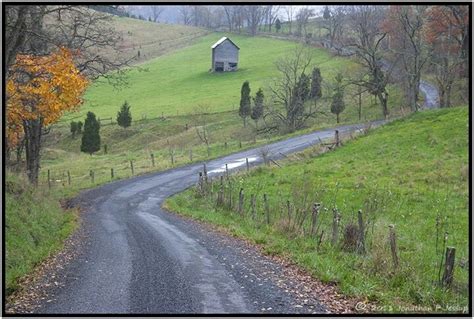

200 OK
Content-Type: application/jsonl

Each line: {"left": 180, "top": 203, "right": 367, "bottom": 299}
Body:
{"left": 5, "top": 173, "right": 78, "bottom": 296}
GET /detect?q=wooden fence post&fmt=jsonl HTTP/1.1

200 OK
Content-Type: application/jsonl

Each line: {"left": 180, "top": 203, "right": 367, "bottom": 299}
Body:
{"left": 264, "top": 194, "right": 270, "bottom": 225}
{"left": 130, "top": 160, "right": 134, "bottom": 175}
{"left": 335, "top": 130, "right": 340, "bottom": 147}
{"left": 151, "top": 153, "right": 155, "bottom": 167}
{"left": 189, "top": 149, "right": 193, "bottom": 161}
{"left": 198, "top": 172, "right": 203, "bottom": 194}
{"left": 251, "top": 194, "right": 256, "bottom": 220}
{"left": 90, "top": 170, "right": 94, "bottom": 183}
{"left": 104, "top": 144, "right": 108, "bottom": 154}
{"left": 170, "top": 150, "right": 174, "bottom": 165}
{"left": 67, "top": 170, "right": 71, "bottom": 186}
{"left": 441, "top": 247, "right": 456, "bottom": 288}
{"left": 388, "top": 225, "right": 399, "bottom": 269}
{"left": 217, "top": 176, "right": 224, "bottom": 206}
{"left": 203, "top": 164, "right": 208, "bottom": 185}
{"left": 239, "top": 140, "right": 242, "bottom": 149}
{"left": 47, "top": 169, "right": 51, "bottom": 189}
{"left": 227, "top": 180, "right": 233, "bottom": 209}
{"left": 246, "top": 158, "right": 249, "bottom": 172}
{"left": 357, "top": 210, "right": 365, "bottom": 254}
{"left": 331, "top": 209, "right": 340, "bottom": 246}
{"left": 238, "top": 188, "right": 244, "bottom": 215}
{"left": 311, "top": 203, "right": 320, "bottom": 236}
{"left": 225, "top": 164, "right": 229, "bottom": 179}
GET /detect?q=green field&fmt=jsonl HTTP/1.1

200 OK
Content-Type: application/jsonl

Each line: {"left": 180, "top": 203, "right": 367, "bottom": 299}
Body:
{"left": 66, "top": 33, "right": 366, "bottom": 120}
{"left": 41, "top": 31, "right": 407, "bottom": 194}
{"left": 166, "top": 106, "right": 469, "bottom": 312}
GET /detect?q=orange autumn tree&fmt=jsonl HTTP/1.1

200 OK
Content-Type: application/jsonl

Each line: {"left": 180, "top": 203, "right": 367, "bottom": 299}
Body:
{"left": 6, "top": 47, "right": 88, "bottom": 184}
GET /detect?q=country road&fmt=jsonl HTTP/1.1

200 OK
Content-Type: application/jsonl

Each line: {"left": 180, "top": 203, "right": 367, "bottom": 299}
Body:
{"left": 31, "top": 77, "right": 439, "bottom": 314}
{"left": 32, "top": 122, "right": 383, "bottom": 314}
{"left": 17, "top": 74, "right": 440, "bottom": 314}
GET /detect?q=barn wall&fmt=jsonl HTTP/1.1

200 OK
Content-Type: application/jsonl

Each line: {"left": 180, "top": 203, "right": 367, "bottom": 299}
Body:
{"left": 213, "top": 40, "right": 239, "bottom": 71}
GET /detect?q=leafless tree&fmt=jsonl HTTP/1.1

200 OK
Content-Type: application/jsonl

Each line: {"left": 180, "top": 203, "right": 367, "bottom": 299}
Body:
{"left": 388, "top": 6, "right": 429, "bottom": 111}
{"left": 149, "top": 5, "right": 165, "bottom": 22}
{"left": 5, "top": 5, "right": 133, "bottom": 184}
{"left": 263, "top": 5, "right": 280, "bottom": 32}
{"left": 222, "top": 6, "right": 243, "bottom": 32}
{"left": 321, "top": 6, "right": 347, "bottom": 47}
{"left": 194, "top": 105, "right": 212, "bottom": 147}
{"left": 295, "top": 7, "right": 315, "bottom": 37}
{"left": 284, "top": 6, "right": 294, "bottom": 34}
{"left": 346, "top": 5, "right": 391, "bottom": 119}
{"left": 265, "top": 46, "right": 323, "bottom": 133}
{"left": 178, "top": 5, "right": 192, "bottom": 25}
{"left": 244, "top": 5, "right": 265, "bottom": 36}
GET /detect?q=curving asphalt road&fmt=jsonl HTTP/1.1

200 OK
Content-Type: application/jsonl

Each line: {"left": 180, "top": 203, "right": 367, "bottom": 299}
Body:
{"left": 36, "top": 74, "right": 439, "bottom": 315}
{"left": 0, "top": 24, "right": 438, "bottom": 313}
{"left": 36, "top": 122, "right": 385, "bottom": 315}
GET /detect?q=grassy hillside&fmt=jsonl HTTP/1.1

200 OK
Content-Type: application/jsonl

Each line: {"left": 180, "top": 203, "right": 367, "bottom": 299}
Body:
{"left": 108, "top": 16, "right": 209, "bottom": 64}
{"left": 64, "top": 32, "right": 403, "bottom": 121}
{"left": 40, "top": 32, "right": 405, "bottom": 193}
{"left": 166, "top": 106, "right": 469, "bottom": 312}
{"left": 5, "top": 173, "right": 77, "bottom": 295}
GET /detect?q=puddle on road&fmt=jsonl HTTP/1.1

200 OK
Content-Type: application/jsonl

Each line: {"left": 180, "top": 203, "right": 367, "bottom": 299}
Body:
{"left": 208, "top": 157, "right": 258, "bottom": 174}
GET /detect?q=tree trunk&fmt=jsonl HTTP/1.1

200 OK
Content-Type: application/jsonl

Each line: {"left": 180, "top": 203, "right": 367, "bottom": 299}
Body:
{"left": 358, "top": 89, "right": 362, "bottom": 121}
{"left": 377, "top": 91, "right": 389, "bottom": 119}
{"left": 439, "top": 86, "right": 446, "bottom": 108}
{"left": 24, "top": 118, "right": 43, "bottom": 185}
{"left": 336, "top": 113, "right": 340, "bottom": 123}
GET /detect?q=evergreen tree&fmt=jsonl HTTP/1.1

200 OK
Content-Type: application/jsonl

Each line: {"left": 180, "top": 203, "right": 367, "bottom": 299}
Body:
{"left": 275, "top": 18, "right": 281, "bottom": 33}
{"left": 117, "top": 101, "right": 132, "bottom": 128}
{"left": 290, "top": 73, "right": 311, "bottom": 125}
{"left": 323, "top": 6, "right": 331, "bottom": 20}
{"left": 239, "top": 81, "right": 251, "bottom": 126}
{"left": 331, "top": 73, "right": 345, "bottom": 123}
{"left": 251, "top": 88, "right": 264, "bottom": 127}
{"left": 77, "top": 121, "right": 83, "bottom": 133}
{"left": 70, "top": 121, "right": 77, "bottom": 138}
{"left": 81, "top": 112, "right": 101, "bottom": 155}
{"left": 310, "top": 67, "right": 323, "bottom": 100}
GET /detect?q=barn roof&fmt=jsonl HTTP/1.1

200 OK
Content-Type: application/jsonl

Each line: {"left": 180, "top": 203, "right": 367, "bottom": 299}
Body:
{"left": 211, "top": 37, "right": 240, "bottom": 50}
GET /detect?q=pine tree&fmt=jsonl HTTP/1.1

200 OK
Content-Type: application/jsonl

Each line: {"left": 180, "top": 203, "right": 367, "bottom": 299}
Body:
{"left": 239, "top": 81, "right": 251, "bottom": 126}
{"left": 275, "top": 18, "right": 281, "bottom": 33}
{"left": 310, "top": 67, "right": 323, "bottom": 101}
{"left": 323, "top": 6, "right": 331, "bottom": 20}
{"left": 77, "top": 121, "right": 83, "bottom": 134}
{"left": 251, "top": 88, "right": 264, "bottom": 127}
{"left": 81, "top": 112, "right": 101, "bottom": 155}
{"left": 331, "top": 73, "right": 345, "bottom": 123}
{"left": 70, "top": 121, "right": 77, "bottom": 138}
{"left": 117, "top": 101, "right": 132, "bottom": 128}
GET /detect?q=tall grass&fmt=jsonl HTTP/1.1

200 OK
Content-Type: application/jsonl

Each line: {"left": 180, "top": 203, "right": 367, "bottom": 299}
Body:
{"left": 5, "top": 172, "right": 78, "bottom": 295}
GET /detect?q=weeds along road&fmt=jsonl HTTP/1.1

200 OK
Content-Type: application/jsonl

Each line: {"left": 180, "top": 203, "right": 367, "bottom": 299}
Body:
{"left": 37, "top": 122, "right": 383, "bottom": 314}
